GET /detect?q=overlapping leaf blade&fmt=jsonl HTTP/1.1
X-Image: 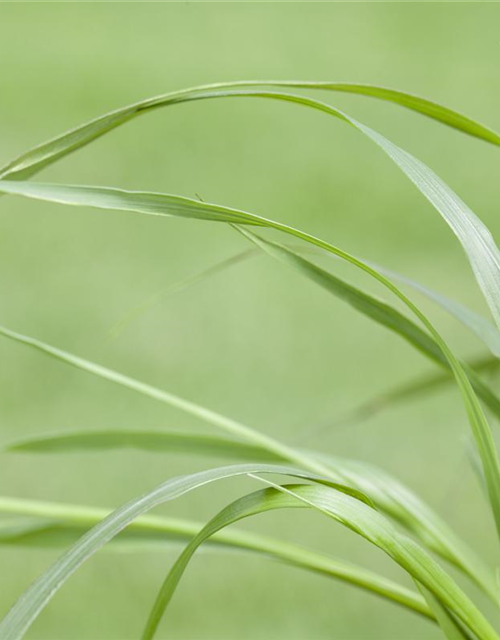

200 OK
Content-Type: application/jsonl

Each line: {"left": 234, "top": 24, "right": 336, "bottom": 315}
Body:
{"left": 3, "top": 85, "right": 500, "bottom": 331}
{"left": 1, "top": 81, "right": 500, "bottom": 637}
{"left": 416, "top": 584, "right": 472, "bottom": 640}
{"left": 141, "top": 481, "right": 498, "bottom": 640}
{"left": 111, "top": 242, "right": 500, "bottom": 358}
{"left": 2, "top": 429, "right": 280, "bottom": 461}
{"left": 2, "top": 90, "right": 500, "bottom": 525}
{"left": 367, "top": 261, "right": 500, "bottom": 359}
{"left": 1, "top": 80, "right": 498, "bottom": 183}
{"left": 2, "top": 92, "right": 500, "bottom": 506}
{"left": 3, "top": 425, "right": 496, "bottom": 601}
{"left": 235, "top": 226, "right": 500, "bottom": 416}
{"left": 0, "top": 464, "right": 366, "bottom": 640}
{"left": 0, "top": 495, "right": 432, "bottom": 620}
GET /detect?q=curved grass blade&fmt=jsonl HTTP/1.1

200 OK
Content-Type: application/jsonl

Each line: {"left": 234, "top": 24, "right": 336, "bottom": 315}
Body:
{"left": 3, "top": 91, "right": 500, "bottom": 510}
{"left": 3, "top": 86, "right": 500, "bottom": 333}
{"left": 1, "top": 80, "right": 498, "bottom": 184}
{"left": 2, "top": 429, "right": 280, "bottom": 461}
{"left": 142, "top": 480, "right": 498, "bottom": 640}
{"left": 0, "top": 464, "right": 366, "bottom": 640}
{"left": 113, "top": 242, "right": 500, "bottom": 360}
{"left": 4, "top": 426, "right": 496, "bottom": 603}
{"left": 0, "top": 188, "right": 499, "bottom": 579}
{"left": 259, "top": 479, "right": 499, "bottom": 640}
{"left": 416, "top": 583, "right": 472, "bottom": 640}
{"left": 234, "top": 226, "right": 500, "bottom": 422}
{"left": 368, "top": 262, "right": 500, "bottom": 359}
{"left": 0, "top": 323, "right": 339, "bottom": 481}
{"left": 3, "top": 177, "right": 499, "bottom": 416}
{"left": 0, "top": 496, "right": 432, "bottom": 621}
{"left": 319, "top": 454, "right": 496, "bottom": 603}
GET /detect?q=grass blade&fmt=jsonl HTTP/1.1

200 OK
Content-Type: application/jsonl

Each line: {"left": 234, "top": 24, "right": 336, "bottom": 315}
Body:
{"left": 368, "top": 262, "right": 500, "bottom": 359}
{"left": 234, "top": 227, "right": 500, "bottom": 423}
{"left": 1, "top": 80, "right": 498, "bottom": 183}
{"left": 113, "top": 243, "right": 500, "bottom": 361}
{"left": 416, "top": 583, "right": 472, "bottom": 640}
{"left": 4, "top": 426, "right": 496, "bottom": 602}
{"left": 0, "top": 323, "right": 339, "bottom": 481}
{"left": 142, "top": 480, "right": 498, "bottom": 640}
{"left": 320, "top": 454, "right": 496, "bottom": 602}
{"left": 2, "top": 429, "right": 280, "bottom": 460}
{"left": 3, "top": 86, "right": 500, "bottom": 332}
{"left": 0, "top": 464, "right": 365, "bottom": 640}
{"left": 0, "top": 495, "right": 432, "bottom": 621}
{"left": 0, "top": 186, "right": 499, "bottom": 570}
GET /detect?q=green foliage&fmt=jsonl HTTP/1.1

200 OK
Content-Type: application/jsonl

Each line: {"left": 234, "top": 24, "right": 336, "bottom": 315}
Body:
{"left": 1, "top": 80, "right": 500, "bottom": 640}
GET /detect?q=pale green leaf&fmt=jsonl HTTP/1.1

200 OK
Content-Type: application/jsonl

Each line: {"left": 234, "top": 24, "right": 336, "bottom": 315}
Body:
{"left": 0, "top": 495, "right": 432, "bottom": 621}
{"left": 1, "top": 80, "right": 498, "bottom": 183}
{"left": 0, "top": 464, "right": 364, "bottom": 640}
{"left": 141, "top": 480, "right": 498, "bottom": 640}
{"left": 4, "top": 427, "right": 495, "bottom": 602}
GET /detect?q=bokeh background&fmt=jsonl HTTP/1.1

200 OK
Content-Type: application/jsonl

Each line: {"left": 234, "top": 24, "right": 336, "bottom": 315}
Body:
{"left": 1, "top": 3, "right": 500, "bottom": 639}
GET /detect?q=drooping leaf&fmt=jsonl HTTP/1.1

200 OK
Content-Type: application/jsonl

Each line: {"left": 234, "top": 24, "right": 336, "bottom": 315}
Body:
{"left": 141, "top": 480, "right": 497, "bottom": 640}
{"left": 416, "top": 583, "right": 472, "bottom": 640}
{"left": 3, "top": 86, "right": 500, "bottom": 331}
{"left": 0, "top": 463, "right": 366, "bottom": 640}
{"left": 0, "top": 495, "right": 432, "bottom": 620}
{"left": 235, "top": 226, "right": 500, "bottom": 418}
{"left": 318, "top": 454, "right": 496, "bottom": 603}
{"left": 0, "top": 323, "right": 337, "bottom": 481}
{"left": 1, "top": 80, "right": 498, "bottom": 183}
{"left": 366, "top": 261, "right": 500, "bottom": 359}
{"left": 113, "top": 241, "right": 500, "bottom": 360}
{"left": 4, "top": 426, "right": 495, "bottom": 602}
{"left": 2, "top": 429, "right": 279, "bottom": 460}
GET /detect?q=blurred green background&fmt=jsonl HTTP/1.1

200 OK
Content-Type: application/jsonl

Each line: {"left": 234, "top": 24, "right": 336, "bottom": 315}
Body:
{"left": 1, "top": 3, "right": 500, "bottom": 639}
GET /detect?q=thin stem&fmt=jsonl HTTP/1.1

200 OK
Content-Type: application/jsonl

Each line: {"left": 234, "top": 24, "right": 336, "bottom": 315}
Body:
{"left": 0, "top": 496, "right": 432, "bottom": 620}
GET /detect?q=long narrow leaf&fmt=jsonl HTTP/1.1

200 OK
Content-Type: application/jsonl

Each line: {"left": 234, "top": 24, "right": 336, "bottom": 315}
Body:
{"left": 416, "top": 584, "right": 472, "bottom": 640}
{"left": 141, "top": 480, "right": 498, "bottom": 640}
{"left": 4, "top": 426, "right": 495, "bottom": 602}
{"left": 1, "top": 80, "right": 498, "bottom": 183}
{"left": 3, "top": 86, "right": 500, "bottom": 333}
{"left": 3, "top": 90, "right": 500, "bottom": 530}
{"left": 368, "top": 262, "right": 500, "bottom": 359}
{"left": 234, "top": 227, "right": 500, "bottom": 425}
{"left": 0, "top": 193, "right": 498, "bottom": 574}
{"left": 0, "top": 495, "right": 432, "bottom": 620}
{"left": 2, "top": 429, "right": 280, "bottom": 460}
{"left": 113, "top": 243, "right": 500, "bottom": 359}
{"left": 0, "top": 464, "right": 365, "bottom": 640}
{"left": 0, "top": 323, "right": 338, "bottom": 481}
